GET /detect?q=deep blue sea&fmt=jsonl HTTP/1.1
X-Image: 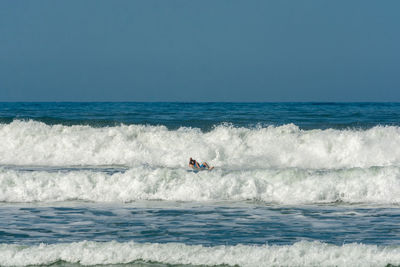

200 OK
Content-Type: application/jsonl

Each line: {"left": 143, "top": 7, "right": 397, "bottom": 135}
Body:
{"left": 1, "top": 102, "right": 400, "bottom": 266}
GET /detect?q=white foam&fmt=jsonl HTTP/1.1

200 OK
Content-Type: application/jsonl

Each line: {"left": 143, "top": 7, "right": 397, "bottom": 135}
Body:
{"left": 1, "top": 120, "right": 400, "bottom": 169}
{"left": 1, "top": 240, "right": 400, "bottom": 266}
{"left": 1, "top": 166, "right": 400, "bottom": 204}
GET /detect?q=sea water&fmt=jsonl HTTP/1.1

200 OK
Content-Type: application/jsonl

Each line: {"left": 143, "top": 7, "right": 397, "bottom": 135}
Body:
{"left": 1, "top": 102, "right": 400, "bottom": 266}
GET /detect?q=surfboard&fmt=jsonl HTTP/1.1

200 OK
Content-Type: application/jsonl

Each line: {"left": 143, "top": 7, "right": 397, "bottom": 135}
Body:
{"left": 189, "top": 167, "right": 214, "bottom": 173}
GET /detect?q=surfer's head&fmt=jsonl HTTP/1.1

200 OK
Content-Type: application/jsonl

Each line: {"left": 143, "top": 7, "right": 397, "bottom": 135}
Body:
{"left": 189, "top": 158, "right": 196, "bottom": 165}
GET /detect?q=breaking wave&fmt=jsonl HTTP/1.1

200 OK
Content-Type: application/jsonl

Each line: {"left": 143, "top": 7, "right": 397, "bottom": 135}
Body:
{"left": 1, "top": 165, "right": 400, "bottom": 204}
{"left": 1, "top": 120, "right": 400, "bottom": 169}
{"left": 2, "top": 120, "right": 400, "bottom": 204}
{"left": 1, "top": 240, "right": 400, "bottom": 267}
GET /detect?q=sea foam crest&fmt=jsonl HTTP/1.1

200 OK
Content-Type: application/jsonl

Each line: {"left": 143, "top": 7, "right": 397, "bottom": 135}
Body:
{"left": 1, "top": 240, "right": 400, "bottom": 267}
{"left": 1, "top": 120, "right": 400, "bottom": 169}
{"left": 1, "top": 166, "right": 400, "bottom": 204}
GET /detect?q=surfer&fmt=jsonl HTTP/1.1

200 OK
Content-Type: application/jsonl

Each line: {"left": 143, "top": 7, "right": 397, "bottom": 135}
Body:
{"left": 189, "top": 157, "right": 214, "bottom": 170}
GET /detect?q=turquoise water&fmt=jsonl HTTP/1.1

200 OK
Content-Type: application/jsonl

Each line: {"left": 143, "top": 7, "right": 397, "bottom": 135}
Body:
{"left": 1, "top": 102, "right": 400, "bottom": 266}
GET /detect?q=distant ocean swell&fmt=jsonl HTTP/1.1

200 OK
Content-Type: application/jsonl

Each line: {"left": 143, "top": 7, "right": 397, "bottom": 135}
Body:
{"left": 1, "top": 240, "right": 400, "bottom": 267}
{"left": 1, "top": 166, "right": 400, "bottom": 204}
{"left": 1, "top": 120, "right": 400, "bottom": 169}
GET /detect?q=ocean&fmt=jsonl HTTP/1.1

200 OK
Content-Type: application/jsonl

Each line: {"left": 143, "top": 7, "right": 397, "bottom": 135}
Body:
{"left": 1, "top": 102, "right": 400, "bottom": 266}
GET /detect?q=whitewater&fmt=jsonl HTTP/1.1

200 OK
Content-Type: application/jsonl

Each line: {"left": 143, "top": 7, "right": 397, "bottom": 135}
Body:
{"left": 1, "top": 165, "right": 400, "bottom": 204}
{"left": 1, "top": 120, "right": 400, "bottom": 169}
{"left": 2, "top": 240, "right": 400, "bottom": 267}
{"left": 1, "top": 120, "right": 400, "bottom": 204}
{"left": 2, "top": 103, "right": 400, "bottom": 267}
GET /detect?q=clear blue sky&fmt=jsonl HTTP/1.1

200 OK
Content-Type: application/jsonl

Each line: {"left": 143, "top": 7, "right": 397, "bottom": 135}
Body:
{"left": 1, "top": 1, "right": 399, "bottom": 102}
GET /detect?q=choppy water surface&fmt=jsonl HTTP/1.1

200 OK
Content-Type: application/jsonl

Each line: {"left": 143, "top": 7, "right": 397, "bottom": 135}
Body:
{"left": 1, "top": 102, "right": 400, "bottom": 266}
{"left": 1, "top": 202, "right": 400, "bottom": 246}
